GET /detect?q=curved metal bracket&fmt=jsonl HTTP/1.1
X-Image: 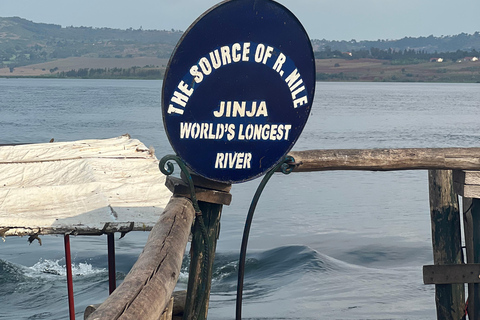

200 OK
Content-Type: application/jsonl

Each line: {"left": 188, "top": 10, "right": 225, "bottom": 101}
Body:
{"left": 236, "top": 155, "right": 297, "bottom": 320}
{"left": 159, "top": 154, "right": 201, "bottom": 214}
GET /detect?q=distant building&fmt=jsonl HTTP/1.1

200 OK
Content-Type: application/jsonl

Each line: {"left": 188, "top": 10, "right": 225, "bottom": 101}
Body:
{"left": 464, "top": 57, "right": 479, "bottom": 62}
{"left": 430, "top": 58, "right": 444, "bottom": 62}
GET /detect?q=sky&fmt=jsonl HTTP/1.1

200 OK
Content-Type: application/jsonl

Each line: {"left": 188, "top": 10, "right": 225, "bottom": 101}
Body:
{"left": 1, "top": 0, "right": 479, "bottom": 41}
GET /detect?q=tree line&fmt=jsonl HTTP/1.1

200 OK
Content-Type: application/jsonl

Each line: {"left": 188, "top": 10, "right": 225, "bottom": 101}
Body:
{"left": 315, "top": 47, "right": 480, "bottom": 63}
{"left": 54, "top": 67, "right": 164, "bottom": 79}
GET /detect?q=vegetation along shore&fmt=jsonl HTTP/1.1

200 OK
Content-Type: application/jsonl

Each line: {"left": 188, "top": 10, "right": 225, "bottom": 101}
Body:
{"left": 1, "top": 17, "right": 479, "bottom": 82}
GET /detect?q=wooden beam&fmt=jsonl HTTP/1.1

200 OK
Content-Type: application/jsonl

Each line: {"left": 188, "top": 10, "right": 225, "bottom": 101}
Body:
{"left": 424, "top": 264, "right": 480, "bottom": 284}
{"left": 86, "top": 196, "right": 194, "bottom": 320}
{"left": 287, "top": 148, "right": 480, "bottom": 172}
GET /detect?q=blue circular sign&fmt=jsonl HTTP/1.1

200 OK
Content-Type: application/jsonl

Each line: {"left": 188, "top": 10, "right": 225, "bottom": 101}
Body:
{"left": 162, "top": 0, "right": 315, "bottom": 183}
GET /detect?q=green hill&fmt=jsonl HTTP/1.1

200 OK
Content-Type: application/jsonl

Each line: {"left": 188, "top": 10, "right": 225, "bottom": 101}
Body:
{"left": 1, "top": 16, "right": 479, "bottom": 81}
{"left": 0, "top": 16, "right": 182, "bottom": 69}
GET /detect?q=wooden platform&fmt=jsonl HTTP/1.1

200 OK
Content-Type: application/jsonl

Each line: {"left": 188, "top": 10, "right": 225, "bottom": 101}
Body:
{"left": 0, "top": 135, "right": 171, "bottom": 237}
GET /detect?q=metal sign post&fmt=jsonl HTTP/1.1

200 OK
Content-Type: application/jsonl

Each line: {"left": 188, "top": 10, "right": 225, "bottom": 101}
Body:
{"left": 161, "top": 1, "right": 315, "bottom": 318}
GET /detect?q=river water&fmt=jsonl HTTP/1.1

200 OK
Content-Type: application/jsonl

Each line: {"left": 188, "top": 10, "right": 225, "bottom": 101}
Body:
{"left": 1, "top": 79, "right": 479, "bottom": 319}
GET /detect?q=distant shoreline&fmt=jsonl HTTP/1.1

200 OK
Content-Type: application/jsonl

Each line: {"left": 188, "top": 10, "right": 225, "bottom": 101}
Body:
{"left": 315, "top": 58, "right": 480, "bottom": 83}
{"left": 1, "top": 57, "right": 480, "bottom": 83}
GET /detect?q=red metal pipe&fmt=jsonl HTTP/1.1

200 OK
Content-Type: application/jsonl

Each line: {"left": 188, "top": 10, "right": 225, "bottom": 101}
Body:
{"left": 107, "top": 233, "right": 116, "bottom": 294}
{"left": 64, "top": 234, "right": 75, "bottom": 320}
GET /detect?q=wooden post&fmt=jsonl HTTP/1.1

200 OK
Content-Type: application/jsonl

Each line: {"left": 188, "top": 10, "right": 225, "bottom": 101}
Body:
{"left": 428, "top": 170, "right": 465, "bottom": 320}
{"left": 182, "top": 201, "right": 222, "bottom": 320}
{"left": 165, "top": 174, "right": 232, "bottom": 320}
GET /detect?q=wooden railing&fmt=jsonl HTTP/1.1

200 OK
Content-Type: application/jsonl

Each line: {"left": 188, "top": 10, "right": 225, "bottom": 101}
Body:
{"left": 288, "top": 148, "right": 480, "bottom": 320}
{"left": 288, "top": 148, "right": 480, "bottom": 171}
{"left": 86, "top": 148, "right": 480, "bottom": 320}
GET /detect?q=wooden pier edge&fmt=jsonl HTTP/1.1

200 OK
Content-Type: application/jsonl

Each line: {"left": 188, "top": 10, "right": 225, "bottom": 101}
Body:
{"left": 81, "top": 147, "right": 480, "bottom": 320}
{"left": 86, "top": 196, "right": 195, "bottom": 320}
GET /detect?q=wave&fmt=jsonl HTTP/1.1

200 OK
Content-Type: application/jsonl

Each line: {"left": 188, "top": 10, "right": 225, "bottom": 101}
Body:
{"left": 205, "top": 245, "right": 432, "bottom": 319}
{"left": 174, "top": 242, "right": 426, "bottom": 289}
{"left": 0, "top": 258, "right": 111, "bottom": 319}
{"left": 26, "top": 258, "right": 107, "bottom": 278}
{"left": 0, "top": 258, "right": 107, "bottom": 288}
{"left": 0, "top": 259, "right": 27, "bottom": 285}
{"left": 203, "top": 245, "right": 354, "bottom": 302}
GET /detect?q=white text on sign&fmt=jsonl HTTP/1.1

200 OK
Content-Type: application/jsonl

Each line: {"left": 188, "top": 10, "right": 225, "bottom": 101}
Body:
{"left": 215, "top": 152, "right": 252, "bottom": 169}
{"left": 167, "top": 42, "right": 309, "bottom": 116}
{"left": 179, "top": 123, "right": 292, "bottom": 141}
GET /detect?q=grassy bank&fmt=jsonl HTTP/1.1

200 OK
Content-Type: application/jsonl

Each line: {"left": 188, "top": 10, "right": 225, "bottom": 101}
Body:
{"left": 1, "top": 57, "right": 480, "bottom": 82}
{"left": 0, "top": 57, "right": 169, "bottom": 79}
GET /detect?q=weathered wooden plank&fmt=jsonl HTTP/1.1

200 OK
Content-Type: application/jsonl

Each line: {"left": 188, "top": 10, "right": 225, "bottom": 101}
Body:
{"left": 423, "top": 264, "right": 480, "bottom": 284}
{"left": 165, "top": 176, "right": 232, "bottom": 205}
{"left": 180, "top": 171, "right": 232, "bottom": 192}
{"left": 454, "top": 182, "right": 480, "bottom": 198}
{"left": 466, "top": 171, "right": 480, "bottom": 185}
{"left": 453, "top": 170, "right": 480, "bottom": 185}
{"left": 453, "top": 170, "right": 480, "bottom": 198}
{"left": 86, "top": 296, "right": 175, "bottom": 320}
{"left": 428, "top": 170, "right": 465, "bottom": 320}
{"left": 287, "top": 148, "right": 480, "bottom": 172}
{"left": 86, "top": 196, "right": 194, "bottom": 320}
